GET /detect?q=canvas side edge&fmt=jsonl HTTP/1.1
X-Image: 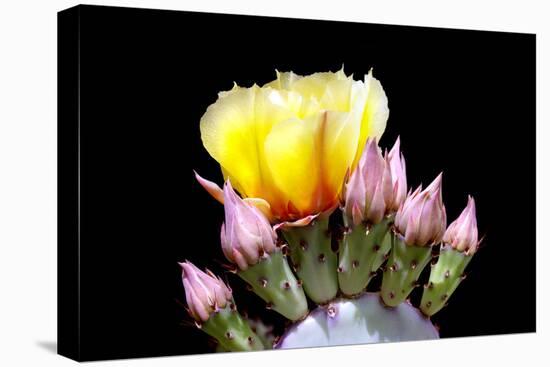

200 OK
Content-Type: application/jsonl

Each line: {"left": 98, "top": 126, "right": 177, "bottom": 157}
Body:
{"left": 57, "top": 5, "right": 81, "bottom": 362}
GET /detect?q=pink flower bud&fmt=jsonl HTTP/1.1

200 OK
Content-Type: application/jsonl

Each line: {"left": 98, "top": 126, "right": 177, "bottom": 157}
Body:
{"left": 442, "top": 196, "right": 479, "bottom": 255}
{"left": 385, "top": 137, "right": 407, "bottom": 212}
{"left": 221, "top": 180, "right": 278, "bottom": 270}
{"left": 180, "top": 261, "right": 232, "bottom": 322}
{"left": 344, "top": 138, "right": 393, "bottom": 225}
{"left": 394, "top": 173, "right": 447, "bottom": 246}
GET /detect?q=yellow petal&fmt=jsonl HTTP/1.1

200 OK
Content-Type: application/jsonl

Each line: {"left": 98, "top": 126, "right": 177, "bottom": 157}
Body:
{"left": 200, "top": 87, "right": 259, "bottom": 196}
{"left": 352, "top": 71, "right": 389, "bottom": 168}
{"left": 264, "top": 70, "right": 302, "bottom": 90}
{"left": 243, "top": 197, "right": 274, "bottom": 222}
{"left": 363, "top": 71, "right": 389, "bottom": 140}
{"left": 318, "top": 111, "right": 361, "bottom": 207}
{"left": 200, "top": 86, "right": 298, "bottom": 205}
{"left": 287, "top": 70, "right": 347, "bottom": 102}
{"left": 319, "top": 77, "right": 359, "bottom": 112}
{"left": 264, "top": 117, "right": 319, "bottom": 217}
{"left": 267, "top": 69, "right": 346, "bottom": 96}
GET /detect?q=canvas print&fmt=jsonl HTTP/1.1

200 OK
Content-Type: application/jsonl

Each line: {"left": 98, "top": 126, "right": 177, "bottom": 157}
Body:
{"left": 58, "top": 5, "right": 536, "bottom": 361}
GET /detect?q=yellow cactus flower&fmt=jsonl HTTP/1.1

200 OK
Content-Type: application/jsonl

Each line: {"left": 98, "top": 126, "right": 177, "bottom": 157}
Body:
{"left": 198, "top": 69, "right": 389, "bottom": 223}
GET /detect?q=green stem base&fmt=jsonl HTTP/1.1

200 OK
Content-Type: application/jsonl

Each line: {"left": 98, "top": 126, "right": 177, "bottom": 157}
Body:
{"left": 202, "top": 304, "right": 264, "bottom": 352}
{"left": 216, "top": 317, "right": 275, "bottom": 352}
{"left": 282, "top": 217, "right": 338, "bottom": 304}
{"left": 380, "top": 234, "right": 432, "bottom": 307}
{"left": 420, "top": 245, "right": 472, "bottom": 316}
{"left": 338, "top": 218, "right": 391, "bottom": 296}
{"left": 238, "top": 250, "right": 308, "bottom": 321}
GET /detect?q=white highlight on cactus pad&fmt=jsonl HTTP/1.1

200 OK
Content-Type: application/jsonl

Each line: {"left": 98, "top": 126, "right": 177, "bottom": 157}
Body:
{"left": 276, "top": 293, "right": 438, "bottom": 349}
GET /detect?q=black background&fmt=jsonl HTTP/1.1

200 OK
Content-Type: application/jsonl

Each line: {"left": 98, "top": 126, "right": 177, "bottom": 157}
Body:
{"left": 66, "top": 4, "right": 535, "bottom": 361}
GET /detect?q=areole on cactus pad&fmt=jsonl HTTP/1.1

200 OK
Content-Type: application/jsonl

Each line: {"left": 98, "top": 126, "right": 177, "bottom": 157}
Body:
{"left": 182, "top": 69, "right": 481, "bottom": 352}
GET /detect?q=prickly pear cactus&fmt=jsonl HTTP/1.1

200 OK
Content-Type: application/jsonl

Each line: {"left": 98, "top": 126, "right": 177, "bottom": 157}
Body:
{"left": 180, "top": 69, "right": 482, "bottom": 352}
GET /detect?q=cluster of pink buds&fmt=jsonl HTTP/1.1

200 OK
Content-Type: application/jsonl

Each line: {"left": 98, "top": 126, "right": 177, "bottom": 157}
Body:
{"left": 180, "top": 261, "right": 233, "bottom": 322}
{"left": 394, "top": 174, "right": 447, "bottom": 246}
{"left": 220, "top": 181, "right": 278, "bottom": 270}
{"left": 343, "top": 137, "right": 407, "bottom": 226}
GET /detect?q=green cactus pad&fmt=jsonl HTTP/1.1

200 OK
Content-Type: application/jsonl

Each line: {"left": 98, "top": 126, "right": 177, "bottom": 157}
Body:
{"left": 338, "top": 218, "right": 391, "bottom": 296}
{"left": 238, "top": 250, "right": 308, "bottom": 321}
{"left": 281, "top": 217, "right": 339, "bottom": 304}
{"left": 374, "top": 230, "right": 393, "bottom": 272}
{"left": 216, "top": 317, "right": 275, "bottom": 352}
{"left": 246, "top": 318, "right": 276, "bottom": 349}
{"left": 202, "top": 304, "right": 264, "bottom": 352}
{"left": 420, "top": 245, "right": 473, "bottom": 316}
{"left": 380, "top": 234, "right": 432, "bottom": 307}
{"left": 275, "top": 292, "right": 438, "bottom": 349}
